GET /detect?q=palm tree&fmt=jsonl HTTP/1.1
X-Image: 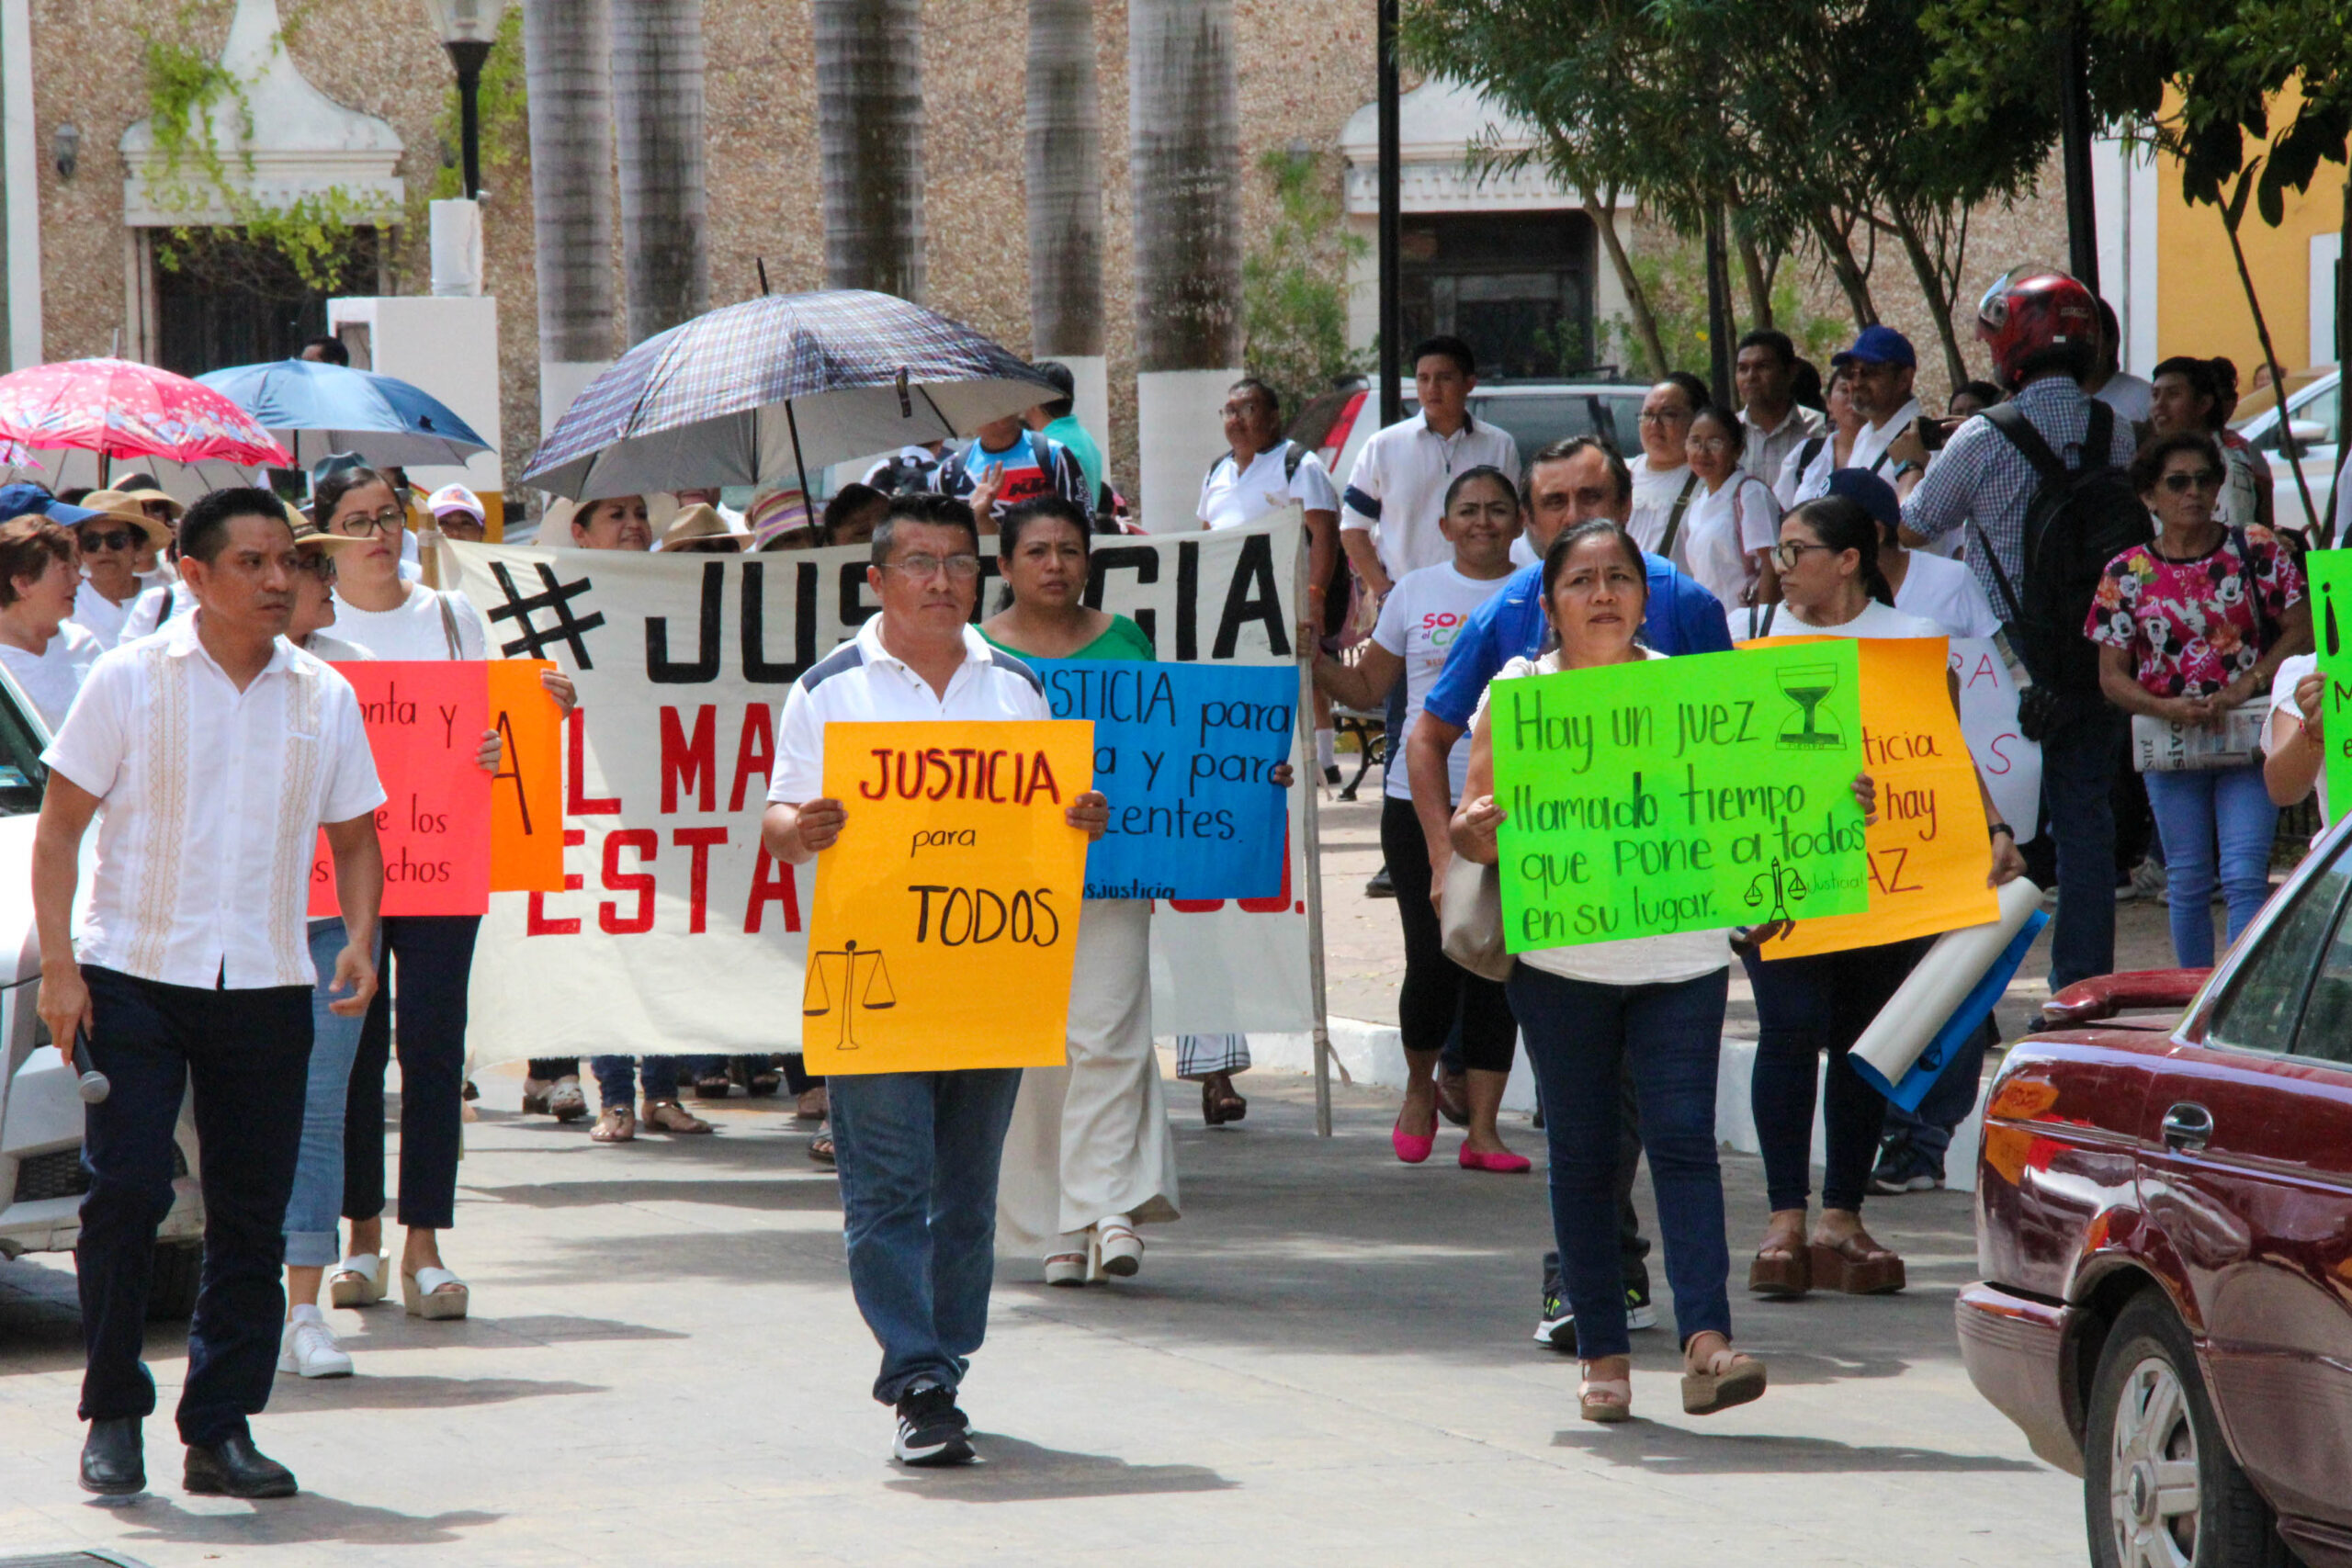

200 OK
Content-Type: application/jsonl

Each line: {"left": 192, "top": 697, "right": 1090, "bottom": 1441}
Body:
{"left": 612, "top": 0, "right": 713, "bottom": 343}
{"left": 522, "top": 0, "right": 618, "bottom": 432}
{"left": 815, "top": 0, "right": 924, "bottom": 299}
{"left": 1129, "top": 0, "right": 1243, "bottom": 532}
{"left": 1027, "top": 0, "right": 1104, "bottom": 436}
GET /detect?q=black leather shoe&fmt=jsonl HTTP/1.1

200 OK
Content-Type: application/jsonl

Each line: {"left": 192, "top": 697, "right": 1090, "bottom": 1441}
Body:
{"left": 79, "top": 1416, "right": 144, "bottom": 1495}
{"left": 183, "top": 1433, "right": 297, "bottom": 1498}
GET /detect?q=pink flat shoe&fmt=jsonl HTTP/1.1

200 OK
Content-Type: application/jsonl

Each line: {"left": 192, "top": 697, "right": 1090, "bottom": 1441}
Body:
{"left": 1459, "top": 1145, "right": 1532, "bottom": 1173}
{"left": 1391, "top": 1111, "right": 1436, "bottom": 1165}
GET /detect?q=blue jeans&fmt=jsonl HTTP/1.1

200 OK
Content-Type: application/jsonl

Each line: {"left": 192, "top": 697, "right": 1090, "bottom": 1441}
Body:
{"left": 2041, "top": 706, "right": 2125, "bottom": 991}
{"left": 1506, "top": 964, "right": 1731, "bottom": 1359}
{"left": 592, "top": 1055, "right": 681, "bottom": 1106}
{"left": 1879, "top": 1019, "right": 1995, "bottom": 1179}
{"left": 284, "top": 919, "right": 379, "bottom": 1268}
{"left": 2143, "top": 762, "right": 2278, "bottom": 967}
{"left": 827, "top": 1067, "right": 1023, "bottom": 1403}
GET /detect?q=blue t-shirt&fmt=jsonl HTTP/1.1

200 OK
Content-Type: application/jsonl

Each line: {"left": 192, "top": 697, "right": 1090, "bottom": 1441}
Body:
{"left": 1419, "top": 551, "right": 1730, "bottom": 730}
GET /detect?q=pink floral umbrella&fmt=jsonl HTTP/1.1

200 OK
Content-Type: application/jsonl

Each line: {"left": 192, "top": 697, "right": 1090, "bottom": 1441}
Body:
{"left": 0, "top": 358, "right": 291, "bottom": 477}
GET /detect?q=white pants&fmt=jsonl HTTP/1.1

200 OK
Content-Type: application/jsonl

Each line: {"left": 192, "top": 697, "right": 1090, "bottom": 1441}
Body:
{"left": 995, "top": 898, "right": 1180, "bottom": 1255}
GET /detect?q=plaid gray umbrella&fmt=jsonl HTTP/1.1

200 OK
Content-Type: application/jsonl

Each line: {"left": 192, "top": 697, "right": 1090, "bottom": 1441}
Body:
{"left": 522, "top": 289, "right": 1057, "bottom": 501}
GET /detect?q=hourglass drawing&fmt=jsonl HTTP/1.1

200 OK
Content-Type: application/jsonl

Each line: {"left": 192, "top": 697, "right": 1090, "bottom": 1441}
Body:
{"left": 802, "top": 940, "right": 897, "bottom": 1051}
{"left": 1776, "top": 662, "right": 1842, "bottom": 750}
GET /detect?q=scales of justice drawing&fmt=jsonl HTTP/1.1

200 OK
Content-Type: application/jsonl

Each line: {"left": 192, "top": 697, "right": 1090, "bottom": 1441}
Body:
{"left": 802, "top": 940, "right": 898, "bottom": 1050}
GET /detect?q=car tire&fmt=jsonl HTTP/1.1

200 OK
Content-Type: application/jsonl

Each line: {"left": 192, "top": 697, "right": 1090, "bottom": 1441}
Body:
{"left": 147, "top": 1240, "right": 201, "bottom": 1322}
{"left": 2085, "top": 1292, "right": 2288, "bottom": 1568}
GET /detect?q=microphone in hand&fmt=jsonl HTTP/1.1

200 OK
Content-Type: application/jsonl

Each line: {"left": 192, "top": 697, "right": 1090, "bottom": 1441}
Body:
{"left": 72, "top": 1028, "right": 107, "bottom": 1103}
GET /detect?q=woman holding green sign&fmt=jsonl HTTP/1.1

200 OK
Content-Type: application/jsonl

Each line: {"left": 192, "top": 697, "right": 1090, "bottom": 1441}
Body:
{"left": 980, "top": 497, "right": 1182, "bottom": 1285}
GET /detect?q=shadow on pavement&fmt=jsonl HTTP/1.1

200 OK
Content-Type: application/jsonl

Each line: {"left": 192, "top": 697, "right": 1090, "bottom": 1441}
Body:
{"left": 108, "top": 1494, "right": 501, "bottom": 1548}
{"left": 885, "top": 1434, "right": 1237, "bottom": 1502}
{"left": 267, "top": 1374, "right": 605, "bottom": 1411}
{"left": 467, "top": 1176, "right": 842, "bottom": 1212}
{"left": 1552, "top": 1423, "right": 2043, "bottom": 1473}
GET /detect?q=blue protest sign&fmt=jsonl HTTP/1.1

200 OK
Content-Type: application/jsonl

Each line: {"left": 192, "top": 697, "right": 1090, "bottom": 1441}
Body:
{"left": 1031, "top": 660, "right": 1295, "bottom": 900}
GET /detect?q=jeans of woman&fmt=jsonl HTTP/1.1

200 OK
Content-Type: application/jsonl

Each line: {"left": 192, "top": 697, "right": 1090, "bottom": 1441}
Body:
{"left": 341, "top": 914, "right": 480, "bottom": 1231}
{"left": 283, "top": 919, "right": 379, "bottom": 1268}
{"left": 592, "top": 1055, "right": 682, "bottom": 1107}
{"left": 2143, "top": 762, "right": 2278, "bottom": 967}
{"left": 1742, "top": 936, "right": 1932, "bottom": 1215}
{"left": 1379, "top": 796, "right": 1516, "bottom": 1070}
{"left": 1507, "top": 963, "right": 1732, "bottom": 1359}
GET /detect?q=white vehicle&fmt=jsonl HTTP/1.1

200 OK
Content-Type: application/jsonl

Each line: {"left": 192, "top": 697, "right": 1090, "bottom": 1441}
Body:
{"left": 2231, "top": 367, "right": 2341, "bottom": 536}
{"left": 0, "top": 668, "right": 203, "bottom": 1316}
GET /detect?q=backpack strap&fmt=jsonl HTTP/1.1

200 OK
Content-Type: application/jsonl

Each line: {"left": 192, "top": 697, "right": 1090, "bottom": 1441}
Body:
{"left": 1983, "top": 401, "right": 2069, "bottom": 483}
{"left": 1281, "top": 439, "right": 1305, "bottom": 481}
{"left": 1656, "top": 471, "right": 1702, "bottom": 560}
{"left": 2228, "top": 525, "right": 2277, "bottom": 655}
{"left": 435, "top": 590, "right": 464, "bottom": 660}
{"left": 1797, "top": 434, "right": 1826, "bottom": 473}
{"left": 1969, "top": 518, "right": 2028, "bottom": 626}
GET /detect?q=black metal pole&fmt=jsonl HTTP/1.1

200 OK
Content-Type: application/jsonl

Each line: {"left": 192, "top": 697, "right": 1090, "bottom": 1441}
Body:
{"left": 446, "top": 39, "right": 493, "bottom": 200}
{"left": 2058, "top": 21, "right": 2099, "bottom": 293}
{"left": 1376, "top": 0, "right": 1401, "bottom": 424}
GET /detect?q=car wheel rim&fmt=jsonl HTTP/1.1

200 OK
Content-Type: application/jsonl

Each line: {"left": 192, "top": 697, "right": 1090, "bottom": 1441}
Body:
{"left": 2109, "top": 1355, "right": 2201, "bottom": 1568}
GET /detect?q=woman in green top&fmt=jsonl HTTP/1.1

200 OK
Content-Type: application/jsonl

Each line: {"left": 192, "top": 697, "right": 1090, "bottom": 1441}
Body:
{"left": 982, "top": 498, "right": 1175, "bottom": 1283}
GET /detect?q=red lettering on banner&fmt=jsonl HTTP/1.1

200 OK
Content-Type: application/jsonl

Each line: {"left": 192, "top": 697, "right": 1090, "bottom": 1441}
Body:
{"left": 599, "top": 829, "right": 658, "bottom": 933}
{"left": 661, "top": 704, "right": 717, "bottom": 813}
{"left": 674, "top": 826, "right": 729, "bottom": 933}
{"left": 568, "top": 709, "right": 621, "bottom": 814}
{"left": 1169, "top": 819, "right": 1294, "bottom": 914}
{"left": 527, "top": 829, "right": 587, "bottom": 934}
{"left": 729, "top": 705, "right": 775, "bottom": 810}
{"left": 744, "top": 850, "right": 802, "bottom": 933}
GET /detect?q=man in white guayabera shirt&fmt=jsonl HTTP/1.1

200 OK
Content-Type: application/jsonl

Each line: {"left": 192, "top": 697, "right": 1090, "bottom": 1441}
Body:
{"left": 34, "top": 487, "right": 386, "bottom": 1503}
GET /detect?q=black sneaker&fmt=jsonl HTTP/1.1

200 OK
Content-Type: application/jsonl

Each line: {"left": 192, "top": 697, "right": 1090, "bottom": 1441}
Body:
{"left": 892, "top": 1383, "right": 974, "bottom": 1467}
{"left": 1366, "top": 866, "right": 1396, "bottom": 898}
{"left": 1625, "top": 1282, "right": 1658, "bottom": 1332}
{"left": 1532, "top": 1253, "right": 1574, "bottom": 1349}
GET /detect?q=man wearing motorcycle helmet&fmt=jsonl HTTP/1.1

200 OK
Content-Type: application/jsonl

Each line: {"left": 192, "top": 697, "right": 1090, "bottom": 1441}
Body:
{"left": 1896, "top": 268, "right": 2137, "bottom": 997}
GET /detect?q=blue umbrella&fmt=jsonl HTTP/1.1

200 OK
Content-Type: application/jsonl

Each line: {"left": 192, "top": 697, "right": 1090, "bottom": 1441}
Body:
{"left": 196, "top": 359, "right": 492, "bottom": 469}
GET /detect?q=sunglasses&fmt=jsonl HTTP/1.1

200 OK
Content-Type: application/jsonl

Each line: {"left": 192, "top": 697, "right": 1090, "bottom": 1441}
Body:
{"left": 295, "top": 553, "right": 338, "bottom": 581}
{"left": 78, "top": 528, "right": 137, "bottom": 552}
{"left": 2160, "top": 469, "right": 2224, "bottom": 493}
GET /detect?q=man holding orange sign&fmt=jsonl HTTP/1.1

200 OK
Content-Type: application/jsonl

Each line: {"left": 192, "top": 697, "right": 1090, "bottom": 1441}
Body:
{"left": 762, "top": 493, "right": 1106, "bottom": 1470}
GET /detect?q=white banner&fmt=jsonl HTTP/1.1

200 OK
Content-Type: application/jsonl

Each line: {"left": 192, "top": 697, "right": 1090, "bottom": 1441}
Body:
{"left": 447, "top": 513, "right": 1313, "bottom": 1060}
{"left": 1951, "top": 637, "right": 2042, "bottom": 841}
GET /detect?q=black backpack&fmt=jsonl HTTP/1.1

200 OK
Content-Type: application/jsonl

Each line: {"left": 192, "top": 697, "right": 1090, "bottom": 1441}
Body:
{"left": 1973, "top": 400, "right": 2150, "bottom": 698}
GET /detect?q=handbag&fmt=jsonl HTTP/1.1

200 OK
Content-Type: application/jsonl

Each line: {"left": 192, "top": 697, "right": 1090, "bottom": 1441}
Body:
{"left": 1439, "top": 854, "right": 1515, "bottom": 983}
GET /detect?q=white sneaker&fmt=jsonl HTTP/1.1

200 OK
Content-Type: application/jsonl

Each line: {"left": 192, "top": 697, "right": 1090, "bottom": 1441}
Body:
{"left": 278, "top": 1310, "right": 354, "bottom": 1379}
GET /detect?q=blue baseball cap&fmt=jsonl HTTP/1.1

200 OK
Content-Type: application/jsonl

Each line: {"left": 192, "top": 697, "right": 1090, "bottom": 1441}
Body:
{"left": 0, "top": 482, "right": 98, "bottom": 527}
{"left": 1826, "top": 468, "right": 1903, "bottom": 536}
{"left": 1831, "top": 324, "right": 1917, "bottom": 369}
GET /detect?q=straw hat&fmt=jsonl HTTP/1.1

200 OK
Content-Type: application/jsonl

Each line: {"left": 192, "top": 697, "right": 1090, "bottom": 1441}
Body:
{"left": 289, "top": 511, "right": 365, "bottom": 556}
{"left": 115, "top": 487, "right": 185, "bottom": 521}
{"left": 74, "top": 490, "right": 175, "bottom": 550}
{"left": 658, "top": 502, "right": 749, "bottom": 552}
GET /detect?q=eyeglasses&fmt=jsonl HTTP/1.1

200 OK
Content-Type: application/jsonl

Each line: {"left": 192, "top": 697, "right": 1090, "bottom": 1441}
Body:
{"left": 887, "top": 552, "right": 982, "bottom": 581}
{"left": 78, "top": 529, "right": 136, "bottom": 552}
{"left": 1637, "top": 409, "right": 1690, "bottom": 425}
{"left": 333, "top": 507, "right": 407, "bottom": 536}
{"left": 2160, "top": 469, "right": 2224, "bottom": 493}
{"left": 1771, "top": 540, "right": 1839, "bottom": 569}
{"left": 1689, "top": 435, "right": 1736, "bottom": 453}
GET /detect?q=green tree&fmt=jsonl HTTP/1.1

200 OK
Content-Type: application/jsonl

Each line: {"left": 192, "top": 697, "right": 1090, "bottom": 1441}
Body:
{"left": 1241, "top": 149, "right": 1366, "bottom": 418}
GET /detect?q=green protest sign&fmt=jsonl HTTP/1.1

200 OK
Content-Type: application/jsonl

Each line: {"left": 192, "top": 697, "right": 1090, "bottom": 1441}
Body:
{"left": 2308, "top": 548, "right": 2352, "bottom": 817}
{"left": 1491, "top": 643, "right": 1870, "bottom": 950}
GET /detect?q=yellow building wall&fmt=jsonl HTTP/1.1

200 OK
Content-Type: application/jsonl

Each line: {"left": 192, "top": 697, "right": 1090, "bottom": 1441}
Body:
{"left": 2156, "top": 85, "right": 2348, "bottom": 376}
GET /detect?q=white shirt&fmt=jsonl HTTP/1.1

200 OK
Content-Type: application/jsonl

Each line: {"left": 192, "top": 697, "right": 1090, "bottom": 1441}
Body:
{"left": 1340, "top": 413, "right": 1521, "bottom": 581}
{"left": 1199, "top": 444, "right": 1340, "bottom": 531}
{"left": 1627, "top": 461, "right": 1700, "bottom": 555}
{"left": 1777, "top": 431, "right": 1840, "bottom": 507}
{"left": 2268, "top": 653, "right": 2325, "bottom": 824}
{"left": 1740, "top": 402, "right": 1826, "bottom": 491}
{"left": 1677, "top": 474, "right": 1781, "bottom": 609}
{"left": 1848, "top": 398, "right": 1923, "bottom": 478}
{"left": 42, "top": 613, "right": 386, "bottom": 989}
{"left": 302, "top": 630, "right": 375, "bottom": 662}
{"left": 1476, "top": 649, "right": 1730, "bottom": 985}
{"left": 0, "top": 622, "right": 100, "bottom": 731}
{"left": 1891, "top": 550, "right": 2002, "bottom": 639}
{"left": 2093, "top": 373, "right": 2154, "bottom": 427}
{"left": 1727, "top": 597, "right": 1944, "bottom": 644}
{"left": 328, "top": 585, "right": 490, "bottom": 662}
{"left": 1370, "top": 561, "right": 1513, "bottom": 802}
{"left": 122, "top": 580, "right": 196, "bottom": 643}
{"left": 71, "top": 581, "right": 141, "bottom": 650}
{"left": 770, "top": 615, "right": 1052, "bottom": 806}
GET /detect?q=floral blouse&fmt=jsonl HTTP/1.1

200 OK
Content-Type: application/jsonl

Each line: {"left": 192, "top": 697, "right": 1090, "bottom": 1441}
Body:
{"left": 2086, "top": 526, "right": 2303, "bottom": 699}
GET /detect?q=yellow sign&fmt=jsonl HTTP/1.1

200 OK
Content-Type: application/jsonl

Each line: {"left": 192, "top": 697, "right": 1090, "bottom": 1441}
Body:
{"left": 805, "top": 720, "right": 1095, "bottom": 1074}
{"left": 1743, "top": 635, "right": 1997, "bottom": 957}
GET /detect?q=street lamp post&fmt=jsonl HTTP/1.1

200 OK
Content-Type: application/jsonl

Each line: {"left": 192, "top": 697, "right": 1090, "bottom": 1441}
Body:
{"left": 419, "top": 0, "right": 509, "bottom": 199}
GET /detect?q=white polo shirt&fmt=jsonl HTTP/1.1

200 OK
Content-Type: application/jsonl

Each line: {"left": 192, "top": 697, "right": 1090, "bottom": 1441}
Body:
{"left": 1340, "top": 412, "right": 1521, "bottom": 581}
{"left": 1847, "top": 398, "right": 1922, "bottom": 477}
{"left": 0, "top": 621, "right": 100, "bottom": 731}
{"left": 42, "top": 612, "right": 385, "bottom": 989}
{"left": 72, "top": 581, "right": 141, "bottom": 651}
{"left": 1198, "top": 442, "right": 1340, "bottom": 531}
{"left": 769, "top": 615, "right": 1052, "bottom": 806}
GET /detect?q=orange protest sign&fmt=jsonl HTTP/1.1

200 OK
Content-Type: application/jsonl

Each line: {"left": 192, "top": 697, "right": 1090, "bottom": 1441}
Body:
{"left": 310, "top": 662, "right": 492, "bottom": 918}
{"left": 1741, "top": 635, "right": 1997, "bottom": 957}
{"left": 805, "top": 720, "right": 1094, "bottom": 1074}
{"left": 488, "top": 660, "right": 565, "bottom": 892}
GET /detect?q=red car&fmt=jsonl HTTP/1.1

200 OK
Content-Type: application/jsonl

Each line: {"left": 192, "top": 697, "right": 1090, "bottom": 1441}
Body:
{"left": 1959, "top": 824, "right": 2352, "bottom": 1568}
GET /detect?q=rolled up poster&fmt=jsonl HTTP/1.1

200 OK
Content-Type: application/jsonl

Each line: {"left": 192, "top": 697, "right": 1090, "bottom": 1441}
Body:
{"left": 1849, "top": 876, "right": 2048, "bottom": 1109}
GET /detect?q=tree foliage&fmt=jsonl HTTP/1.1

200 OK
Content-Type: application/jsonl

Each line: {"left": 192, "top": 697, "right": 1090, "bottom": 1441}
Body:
{"left": 1241, "top": 148, "right": 1369, "bottom": 418}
